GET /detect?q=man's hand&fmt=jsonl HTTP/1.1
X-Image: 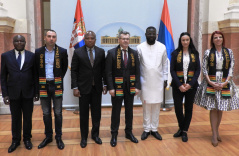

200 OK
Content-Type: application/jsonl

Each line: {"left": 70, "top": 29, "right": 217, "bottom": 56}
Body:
{"left": 34, "top": 94, "right": 39, "bottom": 102}
{"left": 109, "top": 89, "right": 115, "bottom": 97}
{"left": 73, "top": 89, "right": 81, "bottom": 97}
{"left": 103, "top": 86, "right": 107, "bottom": 95}
{"left": 3, "top": 96, "right": 10, "bottom": 105}
{"left": 135, "top": 89, "right": 140, "bottom": 96}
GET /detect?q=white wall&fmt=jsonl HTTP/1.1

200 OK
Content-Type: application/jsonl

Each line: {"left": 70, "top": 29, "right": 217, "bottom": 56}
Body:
{"left": 51, "top": 0, "right": 188, "bottom": 107}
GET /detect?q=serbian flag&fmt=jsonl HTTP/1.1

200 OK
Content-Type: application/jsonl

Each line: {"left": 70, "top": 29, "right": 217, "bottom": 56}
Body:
{"left": 69, "top": 0, "right": 86, "bottom": 69}
{"left": 157, "top": 0, "right": 175, "bottom": 88}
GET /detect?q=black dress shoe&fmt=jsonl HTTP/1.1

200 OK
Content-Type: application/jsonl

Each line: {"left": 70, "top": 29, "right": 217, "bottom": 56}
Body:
{"left": 173, "top": 129, "right": 182, "bottom": 137}
{"left": 38, "top": 137, "right": 53, "bottom": 149}
{"left": 8, "top": 142, "right": 20, "bottom": 153}
{"left": 92, "top": 137, "right": 102, "bottom": 144}
{"left": 141, "top": 131, "right": 150, "bottom": 140}
{"left": 24, "top": 140, "right": 33, "bottom": 150}
{"left": 151, "top": 131, "right": 162, "bottom": 140}
{"left": 80, "top": 139, "right": 87, "bottom": 148}
{"left": 181, "top": 132, "right": 188, "bottom": 142}
{"left": 56, "top": 138, "right": 65, "bottom": 150}
{"left": 125, "top": 133, "right": 138, "bottom": 143}
{"left": 110, "top": 135, "right": 117, "bottom": 147}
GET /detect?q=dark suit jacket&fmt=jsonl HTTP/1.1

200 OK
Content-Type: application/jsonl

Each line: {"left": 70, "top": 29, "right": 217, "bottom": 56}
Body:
{"left": 1, "top": 49, "right": 37, "bottom": 99}
{"left": 35, "top": 45, "right": 68, "bottom": 93}
{"left": 71, "top": 45, "right": 106, "bottom": 94}
{"left": 170, "top": 49, "right": 201, "bottom": 88}
{"left": 105, "top": 45, "right": 141, "bottom": 92}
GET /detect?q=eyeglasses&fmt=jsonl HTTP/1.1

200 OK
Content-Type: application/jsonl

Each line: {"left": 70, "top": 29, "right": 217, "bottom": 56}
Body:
{"left": 120, "top": 38, "right": 130, "bottom": 41}
{"left": 213, "top": 36, "right": 223, "bottom": 40}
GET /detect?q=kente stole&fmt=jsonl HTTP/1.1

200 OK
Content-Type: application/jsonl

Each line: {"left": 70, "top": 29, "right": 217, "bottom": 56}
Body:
{"left": 176, "top": 50, "right": 196, "bottom": 87}
{"left": 115, "top": 47, "right": 136, "bottom": 96}
{"left": 39, "top": 45, "right": 63, "bottom": 97}
{"left": 206, "top": 48, "right": 231, "bottom": 98}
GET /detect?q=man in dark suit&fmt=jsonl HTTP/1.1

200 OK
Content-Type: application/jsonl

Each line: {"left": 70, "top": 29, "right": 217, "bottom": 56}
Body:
{"left": 1, "top": 35, "right": 38, "bottom": 153}
{"left": 105, "top": 31, "right": 141, "bottom": 147}
{"left": 71, "top": 31, "right": 107, "bottom": 148}
{"left": 35, "top": 30, "right": 68, "bottom": 150}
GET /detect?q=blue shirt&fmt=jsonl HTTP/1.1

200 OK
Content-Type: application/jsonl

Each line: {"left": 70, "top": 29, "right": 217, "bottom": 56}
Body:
{"left": 45, "top": 47, "right": 55, "bottom": 80}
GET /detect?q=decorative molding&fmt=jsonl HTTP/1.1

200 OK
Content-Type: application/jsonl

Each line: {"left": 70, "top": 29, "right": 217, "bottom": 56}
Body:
{"left": 218, "top": 19, "right": 239, "bottom": 33}
{"left": 0, "top": 16, "right": 15, "bottom": 32}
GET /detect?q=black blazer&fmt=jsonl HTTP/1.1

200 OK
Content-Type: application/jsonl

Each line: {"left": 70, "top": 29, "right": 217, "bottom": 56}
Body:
{"left": 1, "top": 49, "right": 37, "bottom": 99}
{"left": 170, "top": 50, "right": 201, "bottom": 88}
{"left": 71, "top": 45, "right": 106, "bottom": 94}
{"left": 105, "top": 45, "right": 141, "bottom": 92}
{"left": 35, "top": 45, "right": 68, "bottom": 92}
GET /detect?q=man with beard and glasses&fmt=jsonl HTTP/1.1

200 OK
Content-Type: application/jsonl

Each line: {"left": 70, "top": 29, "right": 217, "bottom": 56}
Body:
{"left": 137, "top": 26, "right": 168, "bottom": 141}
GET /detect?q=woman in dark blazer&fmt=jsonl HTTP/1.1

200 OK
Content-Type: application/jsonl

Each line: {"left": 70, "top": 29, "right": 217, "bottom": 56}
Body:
{"left": 170, "top": 32, "right": 201, "bottom": 142}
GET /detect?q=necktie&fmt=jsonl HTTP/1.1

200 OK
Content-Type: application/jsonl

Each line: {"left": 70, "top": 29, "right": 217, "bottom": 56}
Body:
{"left": 89, "top": 48, "right": 94, "bottom": 67}
{"left": 89, "top": 48, "right": 95, "bottom": 85}
{"left": 17, "top": 51, "right": 21, "bottom": 68}
{"left": 123, "top": 50, "right": 127, "bottom": 67}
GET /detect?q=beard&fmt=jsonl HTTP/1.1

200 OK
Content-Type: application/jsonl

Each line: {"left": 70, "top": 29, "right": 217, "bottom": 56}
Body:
{"left": 146, "top": 37, "right": 156, "bottom": 45}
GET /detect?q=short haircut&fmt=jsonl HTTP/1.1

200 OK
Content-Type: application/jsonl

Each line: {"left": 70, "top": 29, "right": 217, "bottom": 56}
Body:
{"left": 13, "top": 35, "right": 26, "bottom": 42}
{"left": 45, "top": 29, "right": 57, "bottom": 36}
{"left": 85, "top": 30, "right": 96, "bottom": 39}
{"left": 118, "top": 31, "right": 130, "bottom": 38}
{"left": 146, "top": 26, "right": 156, "bottom": 32}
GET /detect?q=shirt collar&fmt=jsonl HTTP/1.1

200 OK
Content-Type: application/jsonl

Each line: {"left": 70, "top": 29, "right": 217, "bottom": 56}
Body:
{"left": 45, "top": 47, "right": 55, "bottom": 53}
{"left": 120, "top": 47, "right": 128, "bottom": 52}
{"left": 14, "top": 49, "right": 25, "bottom": 54}
{"left": 86, "top": 46, "right": 95, "bottom": 51}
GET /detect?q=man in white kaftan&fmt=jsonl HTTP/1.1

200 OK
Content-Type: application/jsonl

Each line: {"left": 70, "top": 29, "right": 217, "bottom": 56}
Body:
{"left": 137, "top": 26, "right": 168, "bottom": 140}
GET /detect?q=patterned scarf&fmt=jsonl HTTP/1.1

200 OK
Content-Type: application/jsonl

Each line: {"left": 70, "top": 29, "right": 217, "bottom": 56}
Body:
{"left": 115, "top": 47, "right": 136, "bottom": 96}
{"left": 206, "top": 47, "right": 231, "bottom": 98}
{"left": 39, "top": 44, "right": 63, "bottom": 97}
{"left": 176, "top": 50, "right": 196, "bottom": 87}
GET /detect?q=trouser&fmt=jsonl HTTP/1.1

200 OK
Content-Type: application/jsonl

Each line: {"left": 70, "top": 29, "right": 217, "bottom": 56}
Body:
{"left": 142, "top": 102, "right": 161, "bottom": 132}
{"left": 111, "top": 85, "right": 134, "bottom": 135}
{"left": 79, "top": 86, "right": 102, "bottom": 139}
{"left": 10, "top": 95, "right": 33, "bottom": 143}
{"left": 172, "top": 87, "right": 197, "bottom": 131}
{"left": 40, "top": 81, "right": 63, "bottom": 139}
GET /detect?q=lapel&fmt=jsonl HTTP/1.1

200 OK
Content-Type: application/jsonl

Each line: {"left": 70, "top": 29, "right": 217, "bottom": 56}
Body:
{"left": 10, "top": 50, "right": 19, "bottom": 69}
{"left": 93, "top": 46, "right": 99, "bottom": 68}
{"left": 83, "top": 46, "right": 93, "bottom": 68}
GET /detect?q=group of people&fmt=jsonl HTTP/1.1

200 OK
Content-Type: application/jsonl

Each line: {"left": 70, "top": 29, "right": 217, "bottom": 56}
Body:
{"left": 1, "top": 27, "right": 239, "bottom": 153}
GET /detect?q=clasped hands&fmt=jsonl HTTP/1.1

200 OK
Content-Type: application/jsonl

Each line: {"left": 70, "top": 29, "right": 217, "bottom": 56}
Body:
{"left": 208, "top": 81, "right": 227, "bottom": 91}
{"left": 179, "top": 84, "right": 191, "bottom": 92}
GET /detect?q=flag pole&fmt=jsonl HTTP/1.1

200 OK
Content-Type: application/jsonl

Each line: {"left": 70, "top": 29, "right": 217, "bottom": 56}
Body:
{"left": 160, "top": 87, "right": 172, "bottom": 111}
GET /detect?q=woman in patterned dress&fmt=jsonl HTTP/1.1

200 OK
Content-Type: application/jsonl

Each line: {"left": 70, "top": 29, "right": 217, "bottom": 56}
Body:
{"left": 170, "top": 32, "right": 201, "bottom": 142}
{"left": 194, "top": 31, "right": 239, "bottom": 147}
